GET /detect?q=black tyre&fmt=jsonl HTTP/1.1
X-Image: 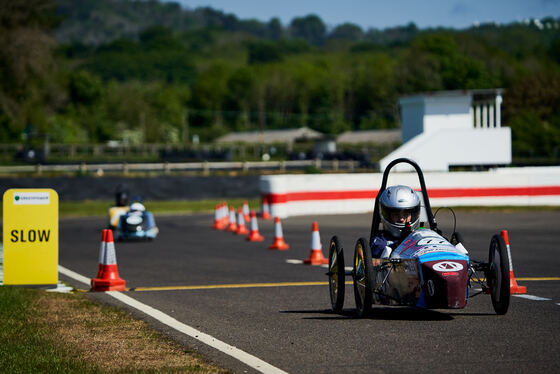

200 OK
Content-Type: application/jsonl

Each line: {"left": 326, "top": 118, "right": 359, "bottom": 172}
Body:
{"left": 353, "top": 237, "right": 374, "bottom": 317}
{"left": 488, "top": 234, "right": 510, "bottom": 315}
{"left": 328, "top": 236, "right": 345, "bottom": 313}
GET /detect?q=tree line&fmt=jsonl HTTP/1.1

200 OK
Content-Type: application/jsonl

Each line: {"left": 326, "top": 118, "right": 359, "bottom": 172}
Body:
{"left": 1, "top": 0, "right": 560, "bottom": 161}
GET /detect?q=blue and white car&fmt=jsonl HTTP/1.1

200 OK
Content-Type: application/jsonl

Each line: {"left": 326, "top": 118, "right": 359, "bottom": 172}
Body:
{"left": 114, "top": 199, "right": 159, "bottom": 241}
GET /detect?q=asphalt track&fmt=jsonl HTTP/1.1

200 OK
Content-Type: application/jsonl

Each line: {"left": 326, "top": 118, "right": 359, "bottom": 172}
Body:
{"left": 58, "top": 210, "right": 560, "bottom": 374}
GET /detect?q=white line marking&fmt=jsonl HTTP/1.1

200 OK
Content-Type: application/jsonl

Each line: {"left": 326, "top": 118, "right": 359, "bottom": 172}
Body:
{"left": 285, "top": 259, "right": 303, "bottom": 264}
{"left": 58, "top": 265, "right": 288, "bottom": 374}
{"left": 59, "top": 265, "right": 90, "bottom": 285}
{"left": 107, "top": 292, "right": 288, "bottom": 374}
{"left": 513, "top": 294, "right": 552, "bottom": 301}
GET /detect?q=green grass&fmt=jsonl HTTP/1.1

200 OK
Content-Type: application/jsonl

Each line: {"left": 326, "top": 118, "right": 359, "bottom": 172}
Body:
{"left": 56, "top": 198, "right": 261, "bottom": 218}
{"left": 0, "top": 287, "right": 98, "bottom": 373}
{"left": 0, "top": 287, "right": 229, "bottom": 373}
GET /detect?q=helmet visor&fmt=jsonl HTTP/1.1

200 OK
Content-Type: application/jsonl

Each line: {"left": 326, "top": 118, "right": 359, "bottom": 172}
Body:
{"left": 381, "top": 205, "right": 420, "bottom": 225}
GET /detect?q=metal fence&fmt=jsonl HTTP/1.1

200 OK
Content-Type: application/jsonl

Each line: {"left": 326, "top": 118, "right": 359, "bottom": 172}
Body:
{"left": 0, "top": 159, "right": 361, "bottom": 175}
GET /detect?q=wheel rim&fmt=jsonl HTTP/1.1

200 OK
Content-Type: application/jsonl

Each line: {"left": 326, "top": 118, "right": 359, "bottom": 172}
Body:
{"left": 354, "top": 245, "right": 366, "bottom": 309}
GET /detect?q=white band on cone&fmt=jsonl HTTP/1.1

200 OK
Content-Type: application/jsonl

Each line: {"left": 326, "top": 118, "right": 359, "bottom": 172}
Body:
{"left": 237, "top": 211, "right": 245, "bottom": 225}
{"left": 104, "top": 241, "right": 117, "bottom": 265}
{"left": 311, "top": 231, "right": 321, "bottom": 250}
{"left": 275, "top": 221, "right": 283, "bottom": 238}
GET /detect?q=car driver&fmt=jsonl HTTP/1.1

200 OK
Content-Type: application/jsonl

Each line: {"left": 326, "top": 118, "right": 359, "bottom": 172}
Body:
{"left": 371, "top": 185, "right": 421, "bottom": 258}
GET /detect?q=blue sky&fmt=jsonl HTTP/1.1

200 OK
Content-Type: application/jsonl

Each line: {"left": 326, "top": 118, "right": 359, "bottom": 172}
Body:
{"left": 170, "top": 0, "right": 560, "bottom": 30}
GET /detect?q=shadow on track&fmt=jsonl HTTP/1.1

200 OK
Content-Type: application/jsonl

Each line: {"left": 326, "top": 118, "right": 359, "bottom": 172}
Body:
{"left": 281, "top": 307, "right": 456, "bottom": 321}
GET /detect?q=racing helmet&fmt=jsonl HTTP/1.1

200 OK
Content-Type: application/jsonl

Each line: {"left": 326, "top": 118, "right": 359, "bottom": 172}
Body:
{"left": 130, "top": 202, "right": 146, "bottom": 212}
{"left": 379, "top": 185, "right": 421, "bottom": 238}
{"left": 115, "top": 190, "right": 129, "bottom": 207}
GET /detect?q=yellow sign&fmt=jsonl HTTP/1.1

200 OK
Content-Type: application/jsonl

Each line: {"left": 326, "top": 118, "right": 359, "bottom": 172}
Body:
{"left": 3, "top": 189, "right": 58, "bottom": 286}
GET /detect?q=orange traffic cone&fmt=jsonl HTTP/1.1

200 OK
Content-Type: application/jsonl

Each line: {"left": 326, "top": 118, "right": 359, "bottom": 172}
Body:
{"left": 235, "top": 207, "right": 249, "bottom": 235}
{"left": 221, "top": 203, "right": 229, "bottom": 226}
{"left": 212, "top": 203, "right": 225, "bottom": 230}
{"left": 246, "top": 211, "right": 264, "bottom": 242}
{"left": 269, "top": 216, "right": 289, "bottom": 250}
{"left": 226, "top": 206, "right": 237, "bottom": 232}
{"left": 261, "top": 197, "right": 272, "bottom": 220}
{"left": 91, "top": 229, "right": 126, "bottom": 291}
{"left": 304, "top": 221, "right": 328, "bottom": 265}
{"left": 96, "top": 229, "right": 107, "bottom": 278}
{"left": 242, "top": 200, "right": 250, "bottom": 223}
{"left": 501, "top": 230, "right": 527, "bottom": 294}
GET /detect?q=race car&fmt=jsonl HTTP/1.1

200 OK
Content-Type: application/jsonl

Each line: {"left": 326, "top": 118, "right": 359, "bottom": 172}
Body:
{"left": 327, "top": 157, "right": 511, "bottom": 316}
{"left": 114, "top": 197, "right": 159, "bottom": 241}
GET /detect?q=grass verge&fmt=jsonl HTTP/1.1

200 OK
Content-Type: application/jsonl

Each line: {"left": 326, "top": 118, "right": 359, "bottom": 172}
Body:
{"left": 0, "top": 286, "right": 229, "bottom": 373}
{"left": 0, "top": 198, "right": 261, "bottom": 218}
{"left": 59, "top": 198, "right": 261, "bottom": 218}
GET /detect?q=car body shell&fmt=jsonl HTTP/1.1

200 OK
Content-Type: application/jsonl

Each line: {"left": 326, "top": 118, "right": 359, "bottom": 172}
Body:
{"left": 114, "top": 210, "right": 159, "bottom": 241}
{"left": 374, "top": 229, "right": 469, "bottom": 309}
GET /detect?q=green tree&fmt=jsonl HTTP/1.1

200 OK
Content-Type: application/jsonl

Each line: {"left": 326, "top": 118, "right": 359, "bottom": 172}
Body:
{"left": 247, "top": 41, "right": 283, "bottom": 64}
{"left": 225, "top": 68, "right": 257, "bottom": 131}
{"left": 503, "top": 72, "right": 560, "bottom": 159}
{"left": 267, "top": 17, "right": 283, "bottom": 40}
{"left": 84, "top": 28, "right": 195, "bottom": 83}
{"left": 67, "top": 70, "right": 103, "bottom": 106}
{"left": 329, "top": 23, "right": 363, "bottom": 41}
{"left": 289, "top": 14, "right": 326, "bottom": 46}
{"left": 347, "top": 54, "right": 397, "bottom": 129}
{"left": 0, "top": 0, "right": 58, "bottom": 141}
{"left": 508, "top": 112, "right": 560, "bottom": 159}
{"left": 396, "top": 33, "right": 495, "bottom": 93}
{"left": 189, "top": 62, "right": 234, "bottom": 139}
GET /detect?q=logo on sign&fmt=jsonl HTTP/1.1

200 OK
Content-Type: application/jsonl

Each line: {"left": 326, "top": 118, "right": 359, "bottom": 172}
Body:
{"left": 13, "top": 192, "right": 50, "bottom": 205}
{"left": 433, "top": 261, "right": 464, "bottom": 272}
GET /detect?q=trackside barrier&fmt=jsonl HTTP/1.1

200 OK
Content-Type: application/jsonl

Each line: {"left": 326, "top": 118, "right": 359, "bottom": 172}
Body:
{"left": 260, "top": 167, "right": 560, "bottom": 218}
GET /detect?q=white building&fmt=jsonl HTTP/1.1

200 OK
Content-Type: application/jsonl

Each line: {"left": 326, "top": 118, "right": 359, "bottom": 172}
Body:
{"left": 380, "top": 89, "right": 511, "bottom": 171}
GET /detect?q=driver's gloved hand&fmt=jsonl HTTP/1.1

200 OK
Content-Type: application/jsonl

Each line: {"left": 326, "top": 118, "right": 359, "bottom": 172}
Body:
{"left": 371, "top": 236, "right": 388, "bottom": 258}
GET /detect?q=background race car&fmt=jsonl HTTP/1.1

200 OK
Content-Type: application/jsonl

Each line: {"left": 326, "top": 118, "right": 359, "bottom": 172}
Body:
{"left": 114, "top": 198, "right": 159, "bottom": 241}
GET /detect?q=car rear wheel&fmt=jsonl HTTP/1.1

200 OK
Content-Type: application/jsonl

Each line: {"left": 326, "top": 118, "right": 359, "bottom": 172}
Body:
{"left": 328, "top": 236, "right": 345, "bottom": 313}
{"left": 353, "top": 237, "right": 374, "bottom": 317}
{"left": 488, "top": 234, "right": 510, "bottom": 315}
